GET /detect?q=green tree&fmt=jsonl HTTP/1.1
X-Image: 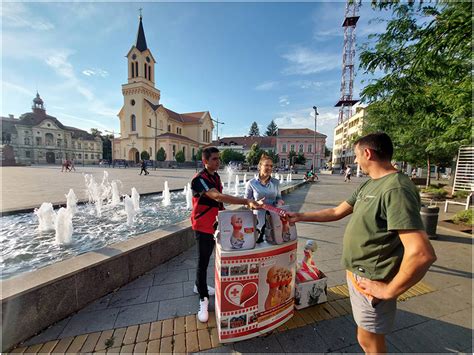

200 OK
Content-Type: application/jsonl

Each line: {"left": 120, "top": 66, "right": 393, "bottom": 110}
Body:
{"left": 359, "top": 1, "right": 471, "bottom": 187}
{"left": 156, "top": 147, "right": 166, "bottom": 161}
{"left": 288, "top": 150, "right": 297, "bottom": 166}
{"left": 221, "top": 149, "right": 246, "bottom": 165}
{"left": 90, "top": 128, "right": 102, "bottom": 137}
{"left": 295, "top": 153, "right": 306, "bottom": 165}
{"left": 324, "top": 146, "right": 331, "bottom": 158}
{"left": 248, "top": 122, "right": 260, "bottom": 137}
{"left": 193, "top": 147, "right": 203, "bottom": 161}
{"left": 140, "top": 150, "right": 150, "bottom": 160}
{"left": 246, "top": 143, "right": 264, "bottom": 166}
{"left": 175, "top": 150, "right": 185, "bottom": 163}
{"left": 265, "top": 150, "right": 279, "bottom": 164}
{"left": 265, "top": 120, "right": 278, "bottom": 136}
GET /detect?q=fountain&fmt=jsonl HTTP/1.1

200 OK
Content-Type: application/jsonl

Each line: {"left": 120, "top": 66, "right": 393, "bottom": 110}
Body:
{"left": 280, "top": 174, "right": 284, "bottom": 184}
{"left": 163, "top": 181, "right": 171, "bottom": 206}
{"left": 124, "top": 195, "right": 136, "bottom": 226}
{"left": 131, "top": 187, "right": 140, "bottom": 211}
{"left": 234, "top": 175, "right": 240, "bottom": 196}
{"left": 34, "top": 202, "right": 56, "bottom": 232}
{"left": 65, "top": 189, "right": 77, "bottom": 215}
{"left": 55, "top": 207, "right": 73, "bottom": 245}
{"left": 226, "top": 166, "right": 234, "bottom": 189}
{"left": 111, "top": 181, "right": 121, "bottom": 206}
{"left": 243, "top": 173, "right": 247, "bottom": 186}
{"left": 186, "top": 183, "right": 193, "bottom": 210}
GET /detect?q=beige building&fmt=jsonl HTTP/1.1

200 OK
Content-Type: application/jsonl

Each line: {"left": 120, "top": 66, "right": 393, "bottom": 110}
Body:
{"left": 114, "top": 16, "right": 214, "bottom": 163}
{"left": 1, "top": 93, "right": 102, "bottom": 165}
{"left": 332, "top": 106, "right": 366, "bottom": 168}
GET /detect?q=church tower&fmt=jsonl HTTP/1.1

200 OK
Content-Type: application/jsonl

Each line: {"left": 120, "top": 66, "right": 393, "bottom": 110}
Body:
{"left": 120, "top": 13, "right": 160, "bottom": 141}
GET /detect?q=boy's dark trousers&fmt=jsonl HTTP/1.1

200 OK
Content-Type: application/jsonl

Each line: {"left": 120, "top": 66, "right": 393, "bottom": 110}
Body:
{"left": 194, "top": 231, "right": 215, "bottom": 299}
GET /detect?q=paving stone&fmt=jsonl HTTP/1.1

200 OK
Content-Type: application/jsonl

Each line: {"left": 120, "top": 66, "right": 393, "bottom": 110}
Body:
{"left": 209, "top": 327, "right": 220, "bottom": 348}
{"left": 314, "top": 316, "right": 358, "bottom": 351}
{"left": 161, "top": 319, "right": 174, "bottom": 338}
{"left": 25, "top": 343, "right": 43, "bottom": 353}
{"left": 119, "top": 344, "right": 134, "bottom": 353}
{"left": 95, "top": 329, "right": 115, "bottom": 351}
{"left": 79, "top": 332, "right": 101, "bottom": 352}
{"left": 166, "top": 257, "right": 198, "bottom": 270}
{"left": 186, "top": 315, "right": 197, "bottom": 332}
{"left": 275, "top": 325, "right": 327, "bottom": 353}
{"left": 122, "top": 325, "right": 138, "bottom": 345}
{"left": 416, "top": 316, "right": 472, "bottom": 352}
{"left": 106, "top": 347, "right": 121, "bottom": 354}
{"left": 79, "top": 295, "right": 112, "bottom": 313}
{"left": 183, "top": 280, "right": 196, "bottom": 297}
{"left": 37, "top": 339, "right": 59, "bottom": 354}
{"left": 60, "top": 308, "right": 119, "bottom": 337}
{"left": 153, "top": 269, "right": 189, "bottom": 286}
{"left": 158, "top": 295, "right": 199, "bottom": 320}
{"left": 174, "top": 317, "right": 186, "bottom": 335}
{"left": 108, "top": 288, "right": 149, "bottom": 308}
{"left": 387, "top": 325, "right": 445, "bottom": 353}
{"left": 136, "top": 323, "right": 151, "bottom": 343}
{"left": 147, "top": 282, "right": 183, "bottom": 302}
{"left": 51, "top": 336, "right": 74, "bottom": 353}
{"left": 9, "top": 346, "right": 27, "bottom": 353}
{"left": 186, "top": 331, "right": 199, "bottom": 353}
{"left": 160, "top": 336, "right": 173, "bottom": 353}
{"left": 233, "top": 332, "right": 284, "bottom": 353}
{"left": 121, "top": 274, "right": 154, "bottom": 290}
{"left": 199, "top": 344, "right": 235, "bottom": 353}
{"left": 114, "top": 302, "right": 159, "bottom": 328}
{"left": 65, "top": 334, "right": 88, "bottom": 353}
{"left": 173, "top": 333, "right": 186, "bottom": 353}
{"left": 22, "top": 317, "right": 71, "bottom": 346}
{"left": 147, "top": 339, "right": 160, "bottom": 354}
{"left": 197, "top": 329, "right": 212, "bottom": 351}
{"left": 110, "top": 327, "right": 127, "bottom": 348}
{"left": 134, "top": 341, "right": 148, "bottom": 353}
{"left": 149, "top": 321, "right": 162, "bottom": 340}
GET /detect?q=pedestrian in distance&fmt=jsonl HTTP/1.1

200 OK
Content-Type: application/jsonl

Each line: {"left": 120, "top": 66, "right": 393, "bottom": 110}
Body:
{"left": 344, "top": 166, "right": 352, "bottom": 182}
{"left": 191, "top": 146, "right": 263, "bottom": 323}
{"left": 139, "top": 160, "right": 149, "bottom": 175}
{"left": 286, "top": 132, "right": 436, "bottom": 354}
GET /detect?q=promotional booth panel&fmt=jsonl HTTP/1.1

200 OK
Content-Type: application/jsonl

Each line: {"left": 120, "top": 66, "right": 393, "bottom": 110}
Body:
{"left": 217, "top": 210, "right": 257, "bottom": 251}
{"left": 215, "top": 241, "right": 297, "bottom": 342}
{"left": 294, "top": 276, "right": 328, "bottom": 310}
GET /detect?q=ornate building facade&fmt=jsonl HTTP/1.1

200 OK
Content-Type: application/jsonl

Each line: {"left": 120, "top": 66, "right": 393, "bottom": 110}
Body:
{"left": 114, "top": 15, "right": 214, "bottom": 163}
{"left": 1, "top": 93, "right": 102, "bottom": 165}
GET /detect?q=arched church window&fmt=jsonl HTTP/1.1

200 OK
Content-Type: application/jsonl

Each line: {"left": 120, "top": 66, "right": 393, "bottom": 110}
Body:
{"left": 131, "top": 115, "right": 136, "bottom": 131}
{"left": 144, "top": 63, "right": 147, "bottom": 79}
{"left": 131, "top": 62, "right": 135, "bottom": 78}
{"left": 135, "top": 62, "right": 138, "bottom": 77}
{"left": 146, "top": 56, "right": 150, "bottom": 63}
{"left": 148, "top": 66, "right": 151, "bottom": 81}
{"left": 131, "top": 99, "right": 135, "bottom": 106}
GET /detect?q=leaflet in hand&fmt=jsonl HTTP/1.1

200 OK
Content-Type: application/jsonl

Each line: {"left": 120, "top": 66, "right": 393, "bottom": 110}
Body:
{"left": 261, "top": 204, "right": 287, "bottom": 218}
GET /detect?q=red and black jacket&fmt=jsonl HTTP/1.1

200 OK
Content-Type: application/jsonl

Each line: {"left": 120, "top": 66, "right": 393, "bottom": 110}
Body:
{"left": 191, "top": 169, "right": 224, "bottom": 234}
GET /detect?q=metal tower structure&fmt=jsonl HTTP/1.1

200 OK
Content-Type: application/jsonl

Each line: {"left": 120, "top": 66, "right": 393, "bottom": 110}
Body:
{"left": 335, "top": 0, "right": 360, "bottom": 124}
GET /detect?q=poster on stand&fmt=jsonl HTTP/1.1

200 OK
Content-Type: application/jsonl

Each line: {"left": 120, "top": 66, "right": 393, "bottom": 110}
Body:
{"left": 215, "top": 240, "right": 297, "bottom": 343}
{"left": 217, "top": 210, "right": 257, "bottom": 251}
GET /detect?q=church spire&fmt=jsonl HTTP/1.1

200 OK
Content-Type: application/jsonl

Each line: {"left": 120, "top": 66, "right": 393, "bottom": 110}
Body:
{"left": 135, "top": 11, "right": 148, "bottom": 52}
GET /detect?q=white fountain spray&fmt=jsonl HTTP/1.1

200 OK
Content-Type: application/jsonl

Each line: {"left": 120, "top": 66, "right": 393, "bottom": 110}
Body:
{"left": 131, "top": 187, "right": 140, "bottom": 211}
{"left": 234, "top": 175, "right": 240, "bottom": 195}
{"left": 286, "top": 173, "right": 290, "bottom": 183}
{"left": 243, "top": 173, "right": 247, "bottom": 186}
{"left": 289, "top": 173, "right": 293, "bottom": 182}
{"left": 275, "top": 173, "right": 279, "bottom": 180}
{"left": 111, "top": 181, "right": 121, "bottom": 206}
{"left": 183, "top": 185, "right": 187, "bottom": 196}
{"left": 65, "top": 189, "right": 77, "bottom": 216}
{"left": 186, "top": 182, "right": 193, "bottom": 210}
{"left": 280, "top": 174, "right": 284, "bottom": 184}
{"left": 163, "top": 181, "right": 171, "bottom": 206}
{"left": 35, "top": 202, "right": 56, "bottom": 232}
{"left": 226, "top": 166, "right": 234, "bottom": 190}
{"left": 124, "top": 195, "right": 136, "bottom": 226}
{"left": 55, "top": 207, "right": 73, "bottom": 245}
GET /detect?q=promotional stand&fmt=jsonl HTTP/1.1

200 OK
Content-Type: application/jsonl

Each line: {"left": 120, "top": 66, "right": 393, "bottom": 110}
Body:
{"left": 215, "top": 240, "right": 297, "bottom": 343}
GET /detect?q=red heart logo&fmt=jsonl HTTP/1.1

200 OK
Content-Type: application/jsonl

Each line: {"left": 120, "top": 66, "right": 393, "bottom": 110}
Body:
{"left": 240, "top": 282, "right": 258, "bottom": 306}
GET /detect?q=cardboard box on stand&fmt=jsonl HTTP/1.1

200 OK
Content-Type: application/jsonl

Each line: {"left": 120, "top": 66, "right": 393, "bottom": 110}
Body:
{"left": 294, "top": 275, "right": 328, "bottom": 310}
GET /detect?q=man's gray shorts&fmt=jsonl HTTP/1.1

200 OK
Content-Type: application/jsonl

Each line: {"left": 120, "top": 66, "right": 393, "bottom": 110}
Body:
{"left": 347, "top": 272, "right": 396, "bottom": 334}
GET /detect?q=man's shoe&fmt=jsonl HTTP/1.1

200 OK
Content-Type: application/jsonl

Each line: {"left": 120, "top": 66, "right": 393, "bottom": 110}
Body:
{"left": 193, "top": 285, "right": 215, "bottom": 296}
{"left": 198, "top": 297, "right": 209, "bottom": 323}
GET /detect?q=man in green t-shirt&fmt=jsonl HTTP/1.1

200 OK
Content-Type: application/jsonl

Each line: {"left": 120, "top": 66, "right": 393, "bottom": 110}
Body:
{"left": 287, "top": 132, "right": 437, "bottom": 353}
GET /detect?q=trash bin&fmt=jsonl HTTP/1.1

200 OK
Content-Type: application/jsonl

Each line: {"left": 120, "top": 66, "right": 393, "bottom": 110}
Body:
{"left": 420, "top": 206, "right": 439, "bottom": 239}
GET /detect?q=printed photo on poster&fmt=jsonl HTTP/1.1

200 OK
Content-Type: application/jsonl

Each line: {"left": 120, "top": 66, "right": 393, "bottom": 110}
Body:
{"left": 249, "top": 263, "right": 259, "bottom": 274}
{"left": 220, "top": 318, "right": 229, "bottom": 329}
{"left": 221, "top": 266, "right": 229, "bottom": 277}
{"left": 218, "top": 211, "right": 257, "bottom": 251}
{"left": 230, "top": 264, "right": 248, "bottom": 276}
{"left": 230, "top": 315, "right": 247, "bottom": 329}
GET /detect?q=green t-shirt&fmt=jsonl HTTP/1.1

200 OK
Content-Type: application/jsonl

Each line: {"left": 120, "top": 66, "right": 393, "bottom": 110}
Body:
{"left": 342, "top": 172, "right": 425, "bottom": 281}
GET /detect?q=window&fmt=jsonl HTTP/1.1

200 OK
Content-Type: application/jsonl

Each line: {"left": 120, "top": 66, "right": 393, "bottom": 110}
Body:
{"left": 308, "top": 144, "right": 313, "bottom": 153}
{"left": 45, "top": 133, "right": 54, "bottom": 146}
{"left": 131, "top": 115, "right": 136, "bottom": 131}
{"left": 35, "top": 137, "right": 42, "bottom": 146}
{"left": 85, "top": 154, "right": 89, "bottom": 159}
{"left": 26, "top": 151, "right": 31, "bottom": 158}
{"left": 57, "top": 139, "right": 62, "bottom": 147}
{"left": 78, "top": 143, "right": 82, "bottom": 149}
{"left": 299, "top": 144, "right": 304, "bottom": 153}
{"left": 131, "top": 99, "right": 135, "bottom": 106}
{"left": 282, "top": 144, "right": 287, "bottom": 153}
{"left": 24, "top": 137, "right": 30, "bottom": 145}
{"left": 149, "top": 147, "right": 152, "bottom": 156}
{"left": 78, "top": 154, "right": 82, "bottom": 159}
{"left": 144, "top": 63, "right": 147, "bottom": 79}
{"left": 290, "top": 144, "right": 295, "bottom": 152}
{"left": 172, "top": 145, "right": 176, "bottom": 157}
{"left": 168, "top": 125, "right": 171, "bottom": 132}
{"left": 148, "top": 66, "right": 151, "bottom": 81}
{"left": 192, "top": 148, "right": 195, "bottom": 158}
{"left": 64, "top": 140, "right": 68, "bottom": 148}
{"left": 131, "top": 62, "right": 135, "bottom": 77}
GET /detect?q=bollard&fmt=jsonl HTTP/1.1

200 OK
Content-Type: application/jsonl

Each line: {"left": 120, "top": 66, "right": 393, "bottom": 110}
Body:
{"left": 420, "top": 206, "right": 439, "bottom": 239}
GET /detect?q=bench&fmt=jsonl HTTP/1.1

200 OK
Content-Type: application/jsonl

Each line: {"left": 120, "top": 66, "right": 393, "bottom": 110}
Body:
{"left": 444, "top": 192, "right": 473, "bottom": 212}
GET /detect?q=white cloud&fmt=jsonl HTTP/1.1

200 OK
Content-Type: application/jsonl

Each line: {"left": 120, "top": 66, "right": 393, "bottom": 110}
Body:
{"left": 281, "top": 46, "right": 340, "bottom": 75}
{"left": 82, "top": 68, "right": 109, "bottom": 78}
{"left": 1, "top": 81, "right": 35, "bottom": 98}
{"left": 279, "top": 95, "right": 290, "bottom": 107}
{"left": 254, "top": 81, "right": 278, "bottom": 91}
{"left": 1, "top": 3, "right": 54, "bottom": 31}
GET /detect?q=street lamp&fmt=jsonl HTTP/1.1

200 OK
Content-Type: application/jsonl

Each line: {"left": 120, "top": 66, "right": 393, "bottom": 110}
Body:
{"left": 147, "top": 111, "right": 164, "bottom": 170}
{"left": 105, "top": 129, "right": 120, "bottom": 164}
{"left": 312, "top": 106, "right": 318, "bottom": 171}
{"left": 211, "top": 117, "right": 225, "bottom": 141}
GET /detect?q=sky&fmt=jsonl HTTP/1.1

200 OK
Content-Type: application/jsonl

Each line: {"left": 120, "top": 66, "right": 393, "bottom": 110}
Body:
{"left": 1, "top": 0, "right": 392, "bottom": 148}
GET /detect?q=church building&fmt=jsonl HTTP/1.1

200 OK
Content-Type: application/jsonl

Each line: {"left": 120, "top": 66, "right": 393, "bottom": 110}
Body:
{"left": 114, "top": 15, "right": 214, "bottom": 163}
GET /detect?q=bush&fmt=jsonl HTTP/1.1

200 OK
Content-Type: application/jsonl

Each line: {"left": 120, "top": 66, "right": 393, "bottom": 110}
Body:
{"left": 421, "top": 186, "right": 448, "bottom": 199}
{"left": 140, "top": 151, "right": 150, "bottom": 160}
{"left": 156, "top": 147, "right": 166, "bottom": 161}
{"left": 452, "top": 209, "right": 472, "bottom": 226}
{"left": 221, "top": 149, "right": 245, "bottom": 165}
{"left": 453, "top": 190, "right": 469, "bottom": 199}
{"left": 175, "top": 150, "right": 185, "bottom": 163}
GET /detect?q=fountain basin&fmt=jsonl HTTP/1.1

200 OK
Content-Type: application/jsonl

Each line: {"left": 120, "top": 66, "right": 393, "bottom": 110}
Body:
{"left": 0, "top": 181, "right": 306, "bottom": 351}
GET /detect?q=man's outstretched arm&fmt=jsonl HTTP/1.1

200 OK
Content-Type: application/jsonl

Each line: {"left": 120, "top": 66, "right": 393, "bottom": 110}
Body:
{"left": 204, "top": 188, "right": 263, "bottom": 209}
{"left": 287, "top": 201, "right": 353, "bottom": 223}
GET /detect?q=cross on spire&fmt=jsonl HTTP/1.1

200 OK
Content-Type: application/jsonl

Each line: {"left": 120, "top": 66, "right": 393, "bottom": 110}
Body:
{"left": 139, "top": 8, "right": 142, "bottom": 18}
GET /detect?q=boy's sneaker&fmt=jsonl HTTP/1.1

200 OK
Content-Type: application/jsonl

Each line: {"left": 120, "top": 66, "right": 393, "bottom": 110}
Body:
{"left": 193, "top": 285, "right": 215, "bottom": 296}
{"left": 198, "top": 297, "right": 209, "bottom": 323}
